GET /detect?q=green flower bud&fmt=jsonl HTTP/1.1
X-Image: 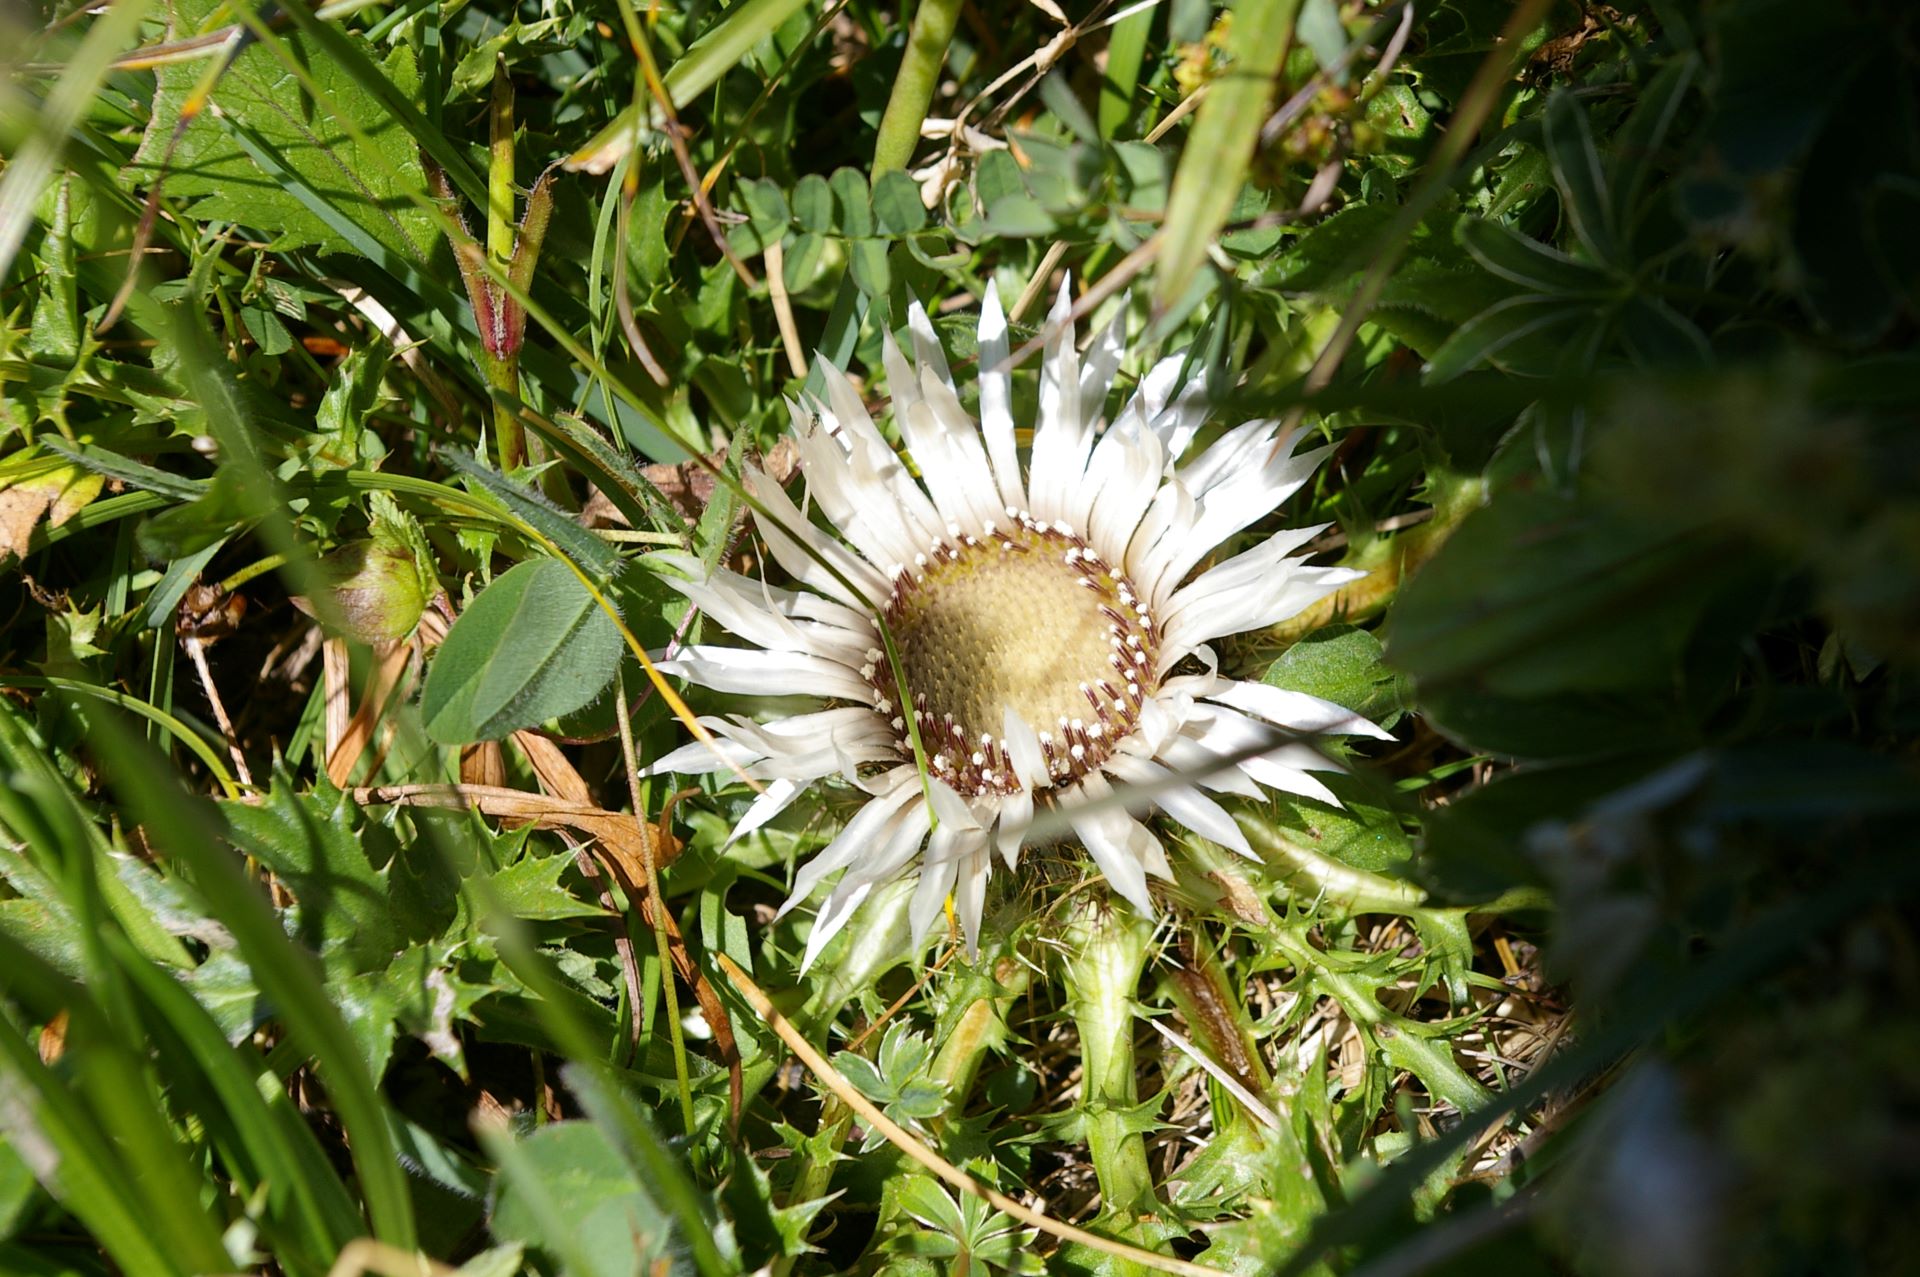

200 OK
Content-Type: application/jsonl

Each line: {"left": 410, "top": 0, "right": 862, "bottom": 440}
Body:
{"left": 298, "top": 537, "right": 428, "bottom": 643}
{"left": 296, "top": 493, "right": 437, "bottom": 643}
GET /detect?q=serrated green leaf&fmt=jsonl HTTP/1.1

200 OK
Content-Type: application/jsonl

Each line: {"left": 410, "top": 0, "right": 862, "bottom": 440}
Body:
{"left": 184, "top": 951, "right": 262, "bottom": 1039}
{"left": 124, "top": 0, "right": 435, "bottom": 260}
{"left": 1265, "top": 779, "right": 1414, "bottom": 875}
{"left": 485, "top": 853, "right": 607, "bottom": 921}
{"left": 26, "top": 174, "right": 78, "bottom": 363}
{"left": 334, "top": 967, "right": 399, "bottom": 1086}
{"left": 223, "top": 782, "right": 397, "bottom": 973}
{"left": 1263, "top": 624, "right": 1409, "bottom": 728}
{"left": 421, "top": 558, "right": 624, "bottom": 744}
{"left": 385, "top": 944, "right": 490, "bottom": 1076}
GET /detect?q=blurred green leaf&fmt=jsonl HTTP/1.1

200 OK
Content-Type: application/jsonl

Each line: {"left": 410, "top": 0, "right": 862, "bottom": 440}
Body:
{"left": 486, "top": 1121, "right": 687, "bottom": 1277}
{"left": 1387, "top": 488, "right": 1730, "bottom": 697}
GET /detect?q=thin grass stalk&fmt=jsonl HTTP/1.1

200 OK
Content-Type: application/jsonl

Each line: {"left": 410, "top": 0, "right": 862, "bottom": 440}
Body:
{"left": 614, "top": 673, "right": 697, "bottom": 1135}
{"left": 1098, "top": 0, "right": 1154, "bottom": 139}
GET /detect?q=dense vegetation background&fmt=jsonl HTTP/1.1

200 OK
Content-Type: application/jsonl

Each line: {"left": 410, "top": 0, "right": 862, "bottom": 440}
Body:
{"left": 2, "top": 0, "right": 1917, "bottom": 1273}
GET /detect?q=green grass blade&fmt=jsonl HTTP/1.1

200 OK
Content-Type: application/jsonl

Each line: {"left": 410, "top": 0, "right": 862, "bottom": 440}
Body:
{"left": 0, "top": 676, "right": 239, "bottom": 799}
{"left": 1099, "top": 2, "right": 1155, "bottom": 139}
{"left": 0, "top": 933, "right": 229, "bottom": 1276}
{"left": 0, "top": 0, "right": 150, "bottom": 278}
{"left": 0, "top": 700, "right": 195, "bottom": 970}
{"left": 82, "top": 714, "right": 420, "bottom": 1252}
{"left": 1152, "top": 0, "right": 1301, "bottom": 311}
{"left": 0, "top": 1017, "right": 185, "bottom": 1277}
{"left": 107, "top": 930, "right": 364, "bottom": 1274}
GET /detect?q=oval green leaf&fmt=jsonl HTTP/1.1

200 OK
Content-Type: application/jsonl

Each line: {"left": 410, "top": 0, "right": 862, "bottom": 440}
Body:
{"left": 421, "top": 558, "right": 623, "bottom": 744}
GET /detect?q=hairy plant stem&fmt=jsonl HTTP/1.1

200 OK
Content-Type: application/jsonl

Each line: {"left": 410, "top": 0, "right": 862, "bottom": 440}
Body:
{"left": 1062, "top": 897, "right": 1158, "bottom": 1224}
{"left": 871, "top": 0, "right": 964, "bottom": 178}
{"left": 486, "top": 59, "right": 525, "bottom": 471}
{"left": 929, "top": 955, "right": 1029, "bottom": 1123}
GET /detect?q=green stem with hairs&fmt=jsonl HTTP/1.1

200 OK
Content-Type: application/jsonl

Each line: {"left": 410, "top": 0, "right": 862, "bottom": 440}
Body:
{"left": 1062, "top": 898, "right": 1158, "bottom": 1224}
{"left": 485, "top": 58, "right": 525, "bottom": 470}
{"left": 871, "top": 0, "right": 965, "bottom": 178}
{"left": 928, "top": 955, "right": 1029, "bottom": 1123}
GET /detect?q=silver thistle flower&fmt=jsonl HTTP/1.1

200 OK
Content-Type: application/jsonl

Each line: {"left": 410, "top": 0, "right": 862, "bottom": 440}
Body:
{"left": 645, "top": 283, "right": 1390, "bottom": 966}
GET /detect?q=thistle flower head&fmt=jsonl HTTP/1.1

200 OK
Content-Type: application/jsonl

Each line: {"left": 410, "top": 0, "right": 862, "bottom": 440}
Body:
{"left": 646, "top": 283, "right": 1390, "bottom": 966}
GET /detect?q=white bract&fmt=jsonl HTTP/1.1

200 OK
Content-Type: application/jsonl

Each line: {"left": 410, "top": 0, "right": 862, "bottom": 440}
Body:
{"left": 645, "top": 283, "right": 1390, "bottom": 968}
